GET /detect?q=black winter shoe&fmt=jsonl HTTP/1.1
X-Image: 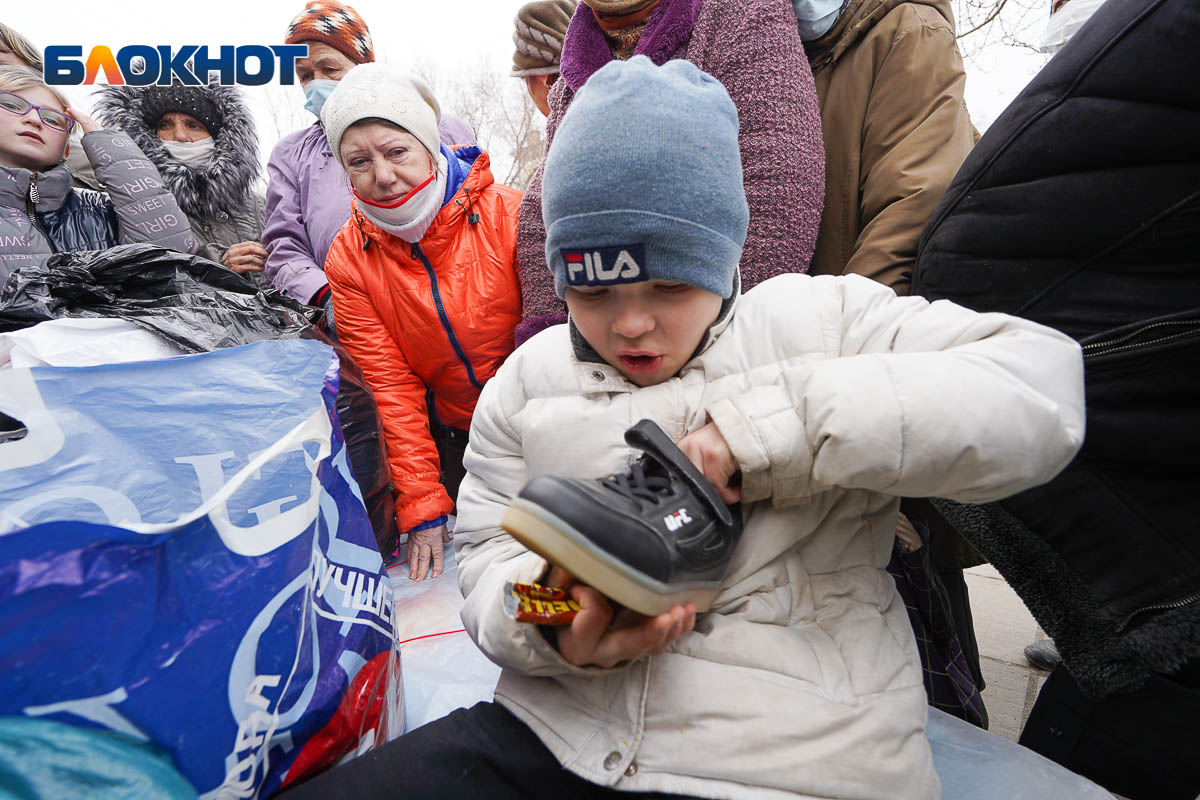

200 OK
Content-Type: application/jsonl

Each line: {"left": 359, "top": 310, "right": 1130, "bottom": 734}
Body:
{"left": 501, "top": 419, "right": 742, "bottom": 616}
{"left": 1024, "top": 639, "right": 1062, "bottom": 671}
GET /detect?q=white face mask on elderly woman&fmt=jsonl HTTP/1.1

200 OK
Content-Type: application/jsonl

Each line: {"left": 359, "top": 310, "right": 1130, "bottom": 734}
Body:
{"left": 162, "top": 137, "right": 215, "bottom": 168}
{"left": 351, "top": 152, "right": 447, "bottom": 243}
{"left": 341, "top": 123, "right": 448, "bottom": 243}
{"left": 792, "top": 0, "right": 847, "bottom": 41}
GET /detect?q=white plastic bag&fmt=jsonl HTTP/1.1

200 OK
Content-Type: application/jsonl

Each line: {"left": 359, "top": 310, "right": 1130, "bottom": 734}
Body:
{"left": 389, "top": 545, "right": 501, "bottom": 732}
{"left": 0, "top": 317, "right": 185, "bottom": 369}
{"left": 928, "top": 707, "right": 1112, "bottom": 797}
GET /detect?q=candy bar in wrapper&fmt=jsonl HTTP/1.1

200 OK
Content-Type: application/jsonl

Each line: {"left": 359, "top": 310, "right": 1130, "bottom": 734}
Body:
{"left": 505, "top": 582, "right": 581, "bottom": 625}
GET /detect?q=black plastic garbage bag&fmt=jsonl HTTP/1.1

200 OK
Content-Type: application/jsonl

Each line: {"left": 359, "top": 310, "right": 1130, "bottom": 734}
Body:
{"left": 326, "top": 346, "right": 400, "bottom": 558}
{"left": 0, "top": 242, "right": 308, "bottom": 349}
{"left": 0, "top": 243, "right": 399, "bottom": 556}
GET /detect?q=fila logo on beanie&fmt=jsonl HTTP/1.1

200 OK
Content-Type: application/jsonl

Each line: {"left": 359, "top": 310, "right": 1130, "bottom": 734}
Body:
{"left": 562, "top": 244, "right": 644, "bottom": 285}
{"left": 542, "top": 56, "right": 749, "bottom": 300}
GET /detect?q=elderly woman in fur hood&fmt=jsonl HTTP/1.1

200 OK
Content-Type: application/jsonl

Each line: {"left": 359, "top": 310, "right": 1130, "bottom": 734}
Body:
{"left": 93, "top": 81, "right": 268, "bottom": 284}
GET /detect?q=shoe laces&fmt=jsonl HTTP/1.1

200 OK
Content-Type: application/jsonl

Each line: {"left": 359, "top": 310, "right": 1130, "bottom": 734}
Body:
{"left": 600, "top": 459, "right": 673, "bottom": 509}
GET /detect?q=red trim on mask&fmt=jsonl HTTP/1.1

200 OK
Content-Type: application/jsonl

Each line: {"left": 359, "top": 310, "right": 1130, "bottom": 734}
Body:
{"left": 353, "top": 157, "right": 435, "bottom": 209}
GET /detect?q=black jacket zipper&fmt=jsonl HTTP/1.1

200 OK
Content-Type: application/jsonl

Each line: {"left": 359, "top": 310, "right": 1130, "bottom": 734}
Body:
{"left": 25, "top": 179, "right": 57, "bottom": 254}
{"left": 1081, "top": 319, "right": 1200, "bottom": 359}
{"left": 410, "top": 242, "right": 483, "bottom": 391}
{"left": 1113, "top": 589, "right": 1200, "bottom": 634}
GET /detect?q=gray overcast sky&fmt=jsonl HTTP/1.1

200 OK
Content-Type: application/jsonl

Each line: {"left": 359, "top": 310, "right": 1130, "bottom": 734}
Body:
{"left": 6, "top": 0, "right": 517, "bottom": 78}
{"left": 7, "top": 0, "right": 527, "bottom": 174}
{"left": 6, "top": 0, "right": 1049, "bottom": 177}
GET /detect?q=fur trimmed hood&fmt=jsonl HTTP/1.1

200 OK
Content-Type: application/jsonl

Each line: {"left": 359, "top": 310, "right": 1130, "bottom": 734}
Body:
{"left": 92, "top": 81, "right": 260, "bottom": 221}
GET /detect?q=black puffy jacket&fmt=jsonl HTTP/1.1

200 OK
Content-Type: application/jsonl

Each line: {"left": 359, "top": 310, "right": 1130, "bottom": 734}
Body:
{"left": 37, "top": 186, "right": 118, "bottom": 252}
{"left": 912, "top": 0, "right": 1200, "bottom": 698}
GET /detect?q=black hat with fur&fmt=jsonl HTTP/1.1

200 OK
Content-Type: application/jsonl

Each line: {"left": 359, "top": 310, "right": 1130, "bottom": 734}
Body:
{"left": 137, "top": 84, "right": 223, "bottom": 137}
{"left": 92, "top": 80, "right": 260, "bottom": 220}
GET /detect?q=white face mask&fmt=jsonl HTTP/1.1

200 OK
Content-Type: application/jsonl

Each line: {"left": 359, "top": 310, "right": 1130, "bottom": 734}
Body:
{"left": 161, "top": 137, "right": 215, "bottom": 168}
{"left": 793, "top": 0, "right": 846, "bottom": 41}
{"left": 1040, "top": 0, "right": 1106, "bottom": 53}
{"left": 353, "top": 151, "right": 448, "bottom": 243}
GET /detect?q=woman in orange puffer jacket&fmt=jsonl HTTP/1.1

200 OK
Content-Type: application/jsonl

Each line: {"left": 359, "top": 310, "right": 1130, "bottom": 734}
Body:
{"left": 321, "top": 64, "right": 521, "bottom": 582}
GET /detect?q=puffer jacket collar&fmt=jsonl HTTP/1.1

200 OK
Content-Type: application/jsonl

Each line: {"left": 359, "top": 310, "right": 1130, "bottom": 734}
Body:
{"left": 806, "top": 0, "right": 954, "bottom": 68}
{"left": 351, "top": 144, "right": 491, "bottom": 257}
{"left": 91, "top": 80, "right": 260, "bottom": 220}
{"left": 441, "top": 142, "right": 472, "bottom": 205}
{"left": 0, "top": 163, "right": 72, "bottom": 213}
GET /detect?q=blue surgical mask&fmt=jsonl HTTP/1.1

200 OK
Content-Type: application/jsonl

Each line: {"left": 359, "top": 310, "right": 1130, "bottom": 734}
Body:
{"left": 303, "top": 79, "right": 339, "bottom": 118}
{"left": 793, "top": 0, "right": 846, "bottom": 41}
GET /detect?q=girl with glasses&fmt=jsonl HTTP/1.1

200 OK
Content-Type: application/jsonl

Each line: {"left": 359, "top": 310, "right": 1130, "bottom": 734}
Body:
{"left": 0, "top": 66, "right": 196, "bottom": 286}
{"left": 0, "top": 23, "right": 102, "bottom": 192}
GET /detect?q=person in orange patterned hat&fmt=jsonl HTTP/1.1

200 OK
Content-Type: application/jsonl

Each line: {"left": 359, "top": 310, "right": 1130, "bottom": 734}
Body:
{"left": 287, "top": 0, "right": 375, "bottom": 68}
{"left": 285, "top": 1, "right": 374, "bottom": 130}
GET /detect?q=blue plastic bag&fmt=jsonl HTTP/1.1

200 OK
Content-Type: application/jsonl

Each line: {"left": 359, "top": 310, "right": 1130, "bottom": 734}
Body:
{"left": 0, "top": 717, "right": 195, "bottom": 800}
{"left": 0, "top": 340, "right": 402, "bottom": 798}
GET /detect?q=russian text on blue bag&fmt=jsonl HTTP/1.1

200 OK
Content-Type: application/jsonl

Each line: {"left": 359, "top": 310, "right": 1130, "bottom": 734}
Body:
{"left": 0, "top": 341, "right": 401, "bottom": 798}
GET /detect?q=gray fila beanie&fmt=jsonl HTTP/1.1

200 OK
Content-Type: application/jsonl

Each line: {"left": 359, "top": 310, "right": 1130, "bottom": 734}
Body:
{"left": 542, "top": 56, "right": 749, "bottom": 299}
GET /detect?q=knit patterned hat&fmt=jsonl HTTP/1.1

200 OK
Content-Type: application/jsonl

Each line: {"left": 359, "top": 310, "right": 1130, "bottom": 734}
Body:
{"left": 543, "top": 56, "right": 748, "bottom": 299}
{"left": 285, "top": 1, "right": 374, "bottom": 65}
{"left": 139, "top": 84, "right": 223, "bottom": 136}
{"left": 512, "top": 0, "right": 577, "bottom": 77}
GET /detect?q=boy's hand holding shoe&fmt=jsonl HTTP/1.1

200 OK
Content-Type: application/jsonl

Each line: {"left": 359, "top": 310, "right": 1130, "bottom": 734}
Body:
{"left": 678, "top": 422, "right": 741, "bottom": 504}
{"left": 502, "top": 420, "right": 743, "bottom": 616}
{"left": 543, "top": 566, "right": 697, "bottom": 668}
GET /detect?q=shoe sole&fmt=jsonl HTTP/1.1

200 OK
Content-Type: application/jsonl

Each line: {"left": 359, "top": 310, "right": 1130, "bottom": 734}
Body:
{"left": 1023, "top": 649, "right": 1061, "bottom": 672}
{"left": 501, "top": 500, "right": 720, "bottom": 617}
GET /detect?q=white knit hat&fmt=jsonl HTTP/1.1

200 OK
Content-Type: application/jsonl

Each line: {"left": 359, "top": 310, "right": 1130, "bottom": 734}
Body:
{"left": 321, "top": 63, "right": 442, "bottom": 167}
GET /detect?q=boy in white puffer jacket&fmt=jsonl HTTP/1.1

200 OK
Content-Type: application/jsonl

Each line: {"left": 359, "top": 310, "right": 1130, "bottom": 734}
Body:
{"left": 285, "top": 57, "right": 1085, "bottom": 800}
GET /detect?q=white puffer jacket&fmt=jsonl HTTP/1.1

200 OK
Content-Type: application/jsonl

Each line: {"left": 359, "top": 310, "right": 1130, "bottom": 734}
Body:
{"left": 454, "top": 274, "right": 1085, "bottom": 800}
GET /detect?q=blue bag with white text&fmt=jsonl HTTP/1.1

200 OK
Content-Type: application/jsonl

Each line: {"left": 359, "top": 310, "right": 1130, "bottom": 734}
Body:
{"left": 0, "top": 339, "right": 402, "bottom": 798}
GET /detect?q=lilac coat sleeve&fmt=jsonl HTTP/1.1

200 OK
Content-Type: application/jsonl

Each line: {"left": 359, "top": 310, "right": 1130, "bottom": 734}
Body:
{"left": 262, "top": 134, "right": 329, "bottom": 305}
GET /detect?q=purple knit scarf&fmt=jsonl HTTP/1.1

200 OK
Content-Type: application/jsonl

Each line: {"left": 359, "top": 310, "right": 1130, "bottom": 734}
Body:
{"left": 560, "top": 0, "right": 702, "bottom": 92}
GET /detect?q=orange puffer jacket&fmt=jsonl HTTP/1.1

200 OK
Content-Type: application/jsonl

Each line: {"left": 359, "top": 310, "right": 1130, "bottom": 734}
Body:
{"left": 325, "top": 147, "right": 522, "bottom": 532}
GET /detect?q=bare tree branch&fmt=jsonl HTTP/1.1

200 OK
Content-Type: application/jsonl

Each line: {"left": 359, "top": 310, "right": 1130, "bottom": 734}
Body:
{"left": 432, "top": 59, "right": 546, "bottom": 191}
{"left": 957, "top": 0, "right": 1012, "bottom": 38}
{"left": 954, "top": 0, "right": 1048, "bottom": 60}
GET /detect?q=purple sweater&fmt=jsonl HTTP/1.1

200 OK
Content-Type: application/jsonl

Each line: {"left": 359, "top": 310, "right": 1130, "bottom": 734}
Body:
{"left": 263, "top": 113, "right": 477, "bottom": 304}
{"left": 514, "top": 0, "right": 826, "bottom": 343}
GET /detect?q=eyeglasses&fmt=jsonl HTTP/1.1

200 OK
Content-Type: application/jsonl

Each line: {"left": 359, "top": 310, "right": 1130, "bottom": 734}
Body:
{"left": 0, "top": 89, "right": 74, "bottom": 134}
